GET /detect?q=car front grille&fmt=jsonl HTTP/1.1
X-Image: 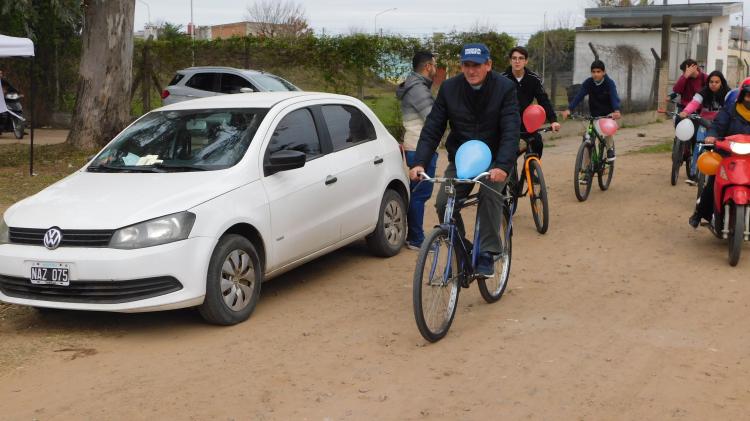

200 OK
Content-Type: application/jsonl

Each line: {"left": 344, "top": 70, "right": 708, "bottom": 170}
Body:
{"left": 0, "top": 275, "right": 183, "bottom": 304}
{"left": 9, "top": 227, "right": 115, "bottom": 247}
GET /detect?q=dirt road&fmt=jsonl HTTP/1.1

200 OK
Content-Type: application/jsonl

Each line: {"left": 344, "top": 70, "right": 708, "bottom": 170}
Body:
{"left": 2, "top": 119, "right": 749, "bottom": 420}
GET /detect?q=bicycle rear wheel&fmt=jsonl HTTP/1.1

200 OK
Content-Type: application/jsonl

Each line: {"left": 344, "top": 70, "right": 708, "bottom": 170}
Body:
{"left": 670, "top": 139, "right": 681, "bottom": 186}
{"left": 527, "top": 159, "right": 549, "bottom": 233}
{"left": 574, "top": 141, "right": 593, "bottom": 202}
{"left": 597, "top": 141, "right": 614, "bottom": 191}
{"left": 413, "top": 227, "right": 461, "bottom": 342}
{"left": 478, "top": 207, "right": 512, "bottom": 303}
{"left": 696, "top": 172, "right": 706, "bottom": 199}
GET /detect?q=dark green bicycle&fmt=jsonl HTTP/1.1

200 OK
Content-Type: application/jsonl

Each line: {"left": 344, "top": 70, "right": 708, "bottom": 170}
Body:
{"left": 572, "top": 115, "right": 618, "bottom": 202}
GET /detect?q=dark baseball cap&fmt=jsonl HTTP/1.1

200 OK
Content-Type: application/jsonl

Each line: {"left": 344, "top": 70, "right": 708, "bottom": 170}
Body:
{"left": 460, "top": 43, "right": 491, "bottom": 64}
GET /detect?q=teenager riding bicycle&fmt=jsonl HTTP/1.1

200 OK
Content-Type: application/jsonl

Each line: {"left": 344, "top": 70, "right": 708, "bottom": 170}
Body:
{"left": 502, "top": 46, "right": 560, "bottom": 156}
{"left": 561, "top": 60, "right": 622, "bottom": 161}
{"left": 409, "top": 42, "right": 520, "bottom": 277}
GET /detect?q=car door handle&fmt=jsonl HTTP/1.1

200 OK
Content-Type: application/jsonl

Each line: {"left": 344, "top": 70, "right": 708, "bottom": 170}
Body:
{"left": 325, "top": 175, "right": 338, "bottom": 185}
{"left": 373, "top": 156, "right": 384, "bottom": 165}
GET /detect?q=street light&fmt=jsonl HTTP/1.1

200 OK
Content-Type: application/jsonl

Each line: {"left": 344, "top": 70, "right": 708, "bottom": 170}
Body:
{"left": 374, "top": 8, "right": 397, "bottom": 35}
{"left": 137, "top": 0, "right": 151, "bottom": 24}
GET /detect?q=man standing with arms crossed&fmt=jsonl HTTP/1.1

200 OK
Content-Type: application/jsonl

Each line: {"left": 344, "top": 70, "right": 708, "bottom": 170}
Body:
{"left": 397, "top": 51, "right": 438, "bottom": 250}
{"left": 502, "top": 46, "right": 560, "bottom": 155}
{"left": 409, "top": 43, "right": 520, "bottom": 277}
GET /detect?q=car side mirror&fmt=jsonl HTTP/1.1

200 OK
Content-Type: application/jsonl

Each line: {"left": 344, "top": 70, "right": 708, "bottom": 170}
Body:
{"left": 264, "top": 150, "right": 306, "bottom": 175}
{"left": 239, "top": 87, "right": 255, "bottom": 93}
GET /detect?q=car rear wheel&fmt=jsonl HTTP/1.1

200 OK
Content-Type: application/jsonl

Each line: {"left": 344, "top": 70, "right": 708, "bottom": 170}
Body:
{"left": 366, "top": 189, "right": 406, "bottom": 257}
{"left": 199, "top": 234, "right": 262, "bottom": 325}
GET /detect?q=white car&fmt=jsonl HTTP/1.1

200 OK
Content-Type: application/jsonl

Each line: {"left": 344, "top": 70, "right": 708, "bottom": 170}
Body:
{"left": 0, "top": 92, "right": 409, "bottom": 325}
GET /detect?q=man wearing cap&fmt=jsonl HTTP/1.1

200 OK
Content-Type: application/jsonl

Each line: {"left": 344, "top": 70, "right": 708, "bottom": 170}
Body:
{"left": 409, "top": 43, "right": 520, "bottom": 277}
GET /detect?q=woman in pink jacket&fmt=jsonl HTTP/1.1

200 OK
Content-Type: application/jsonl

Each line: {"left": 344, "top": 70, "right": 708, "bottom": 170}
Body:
{"left": 678, "top": 70, "right": 729, "bottom": 118}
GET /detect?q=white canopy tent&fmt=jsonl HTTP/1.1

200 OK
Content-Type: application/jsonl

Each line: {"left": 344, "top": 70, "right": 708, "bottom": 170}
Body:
{"left": 0, "top": 34, "right": 36, "bottom": 175}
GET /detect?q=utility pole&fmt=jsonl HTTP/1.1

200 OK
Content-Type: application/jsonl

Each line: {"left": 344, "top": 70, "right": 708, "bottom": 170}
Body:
{"left": 190, "top": 0, "right": 195, "bottom": 66}
{"left": 542, "top": 12, "right": 546, "bottom": 84}
{"left": 657, "top": 14, "right": 672, "bottom": 114}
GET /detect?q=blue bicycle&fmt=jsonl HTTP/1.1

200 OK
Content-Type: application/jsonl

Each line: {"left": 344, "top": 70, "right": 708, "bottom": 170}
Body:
{"left": 412, "top": 171, "right": 513, "bottom": 342}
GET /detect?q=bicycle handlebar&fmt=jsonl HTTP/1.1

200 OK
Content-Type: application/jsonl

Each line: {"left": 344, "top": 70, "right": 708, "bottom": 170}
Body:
{"left": 418, "top": 171, "right": 490, "bottom": 183}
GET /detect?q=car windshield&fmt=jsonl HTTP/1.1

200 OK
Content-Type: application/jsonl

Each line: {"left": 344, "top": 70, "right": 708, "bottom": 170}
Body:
{"left": 251, "top": 74, "right": 298, "bottom": 91}
{"left": 89, "top": 108, "right": 267, "bottom": 172}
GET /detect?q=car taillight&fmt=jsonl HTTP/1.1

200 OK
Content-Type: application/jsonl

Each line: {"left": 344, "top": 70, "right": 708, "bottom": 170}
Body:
{"left": 161, "top": 89, "right": 170, "bottom": 99}
{"left": 730, "top": 141, "right": 750, "bottom": 155}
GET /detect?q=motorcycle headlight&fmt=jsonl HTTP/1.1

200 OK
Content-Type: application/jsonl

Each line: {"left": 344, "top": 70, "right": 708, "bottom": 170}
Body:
{"left": 0, "top": 218, "right": 9, "bottom": 244}
{"left": 5, "top": 93, "right": 19, "bottom": 100}
{"left": 109, "top": 212, "right": 196, "bottom": 249}
{"left": 729, "top": 142, "right": 750, "bottom": 155}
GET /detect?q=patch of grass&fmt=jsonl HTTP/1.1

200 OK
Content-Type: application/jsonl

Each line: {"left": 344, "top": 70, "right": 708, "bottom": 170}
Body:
{"left": 0, "top": 144, "right": 95, "bottom": 213}
{"left": 634, "top": 139, "right": 673, "bottom": 154}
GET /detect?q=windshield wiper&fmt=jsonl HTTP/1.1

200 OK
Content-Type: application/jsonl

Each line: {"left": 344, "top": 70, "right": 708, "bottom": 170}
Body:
{"left": 152, "top": 163, "right": 208, "bottom": 172}
{"left": 87, "top": 163, "right": 164, "bottom": 173}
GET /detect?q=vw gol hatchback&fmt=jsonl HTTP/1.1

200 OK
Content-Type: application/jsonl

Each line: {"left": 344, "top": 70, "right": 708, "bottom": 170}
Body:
{"left": 0, "top": 92, "right": 409, "bottom": 325}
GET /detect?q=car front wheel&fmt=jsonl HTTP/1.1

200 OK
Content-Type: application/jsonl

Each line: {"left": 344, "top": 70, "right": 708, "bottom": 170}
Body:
{"left": 199, "top": 234, "right": 262, "bottom": 325}
{"left": 366, "top": 189, "right": 406, "bottom": 257}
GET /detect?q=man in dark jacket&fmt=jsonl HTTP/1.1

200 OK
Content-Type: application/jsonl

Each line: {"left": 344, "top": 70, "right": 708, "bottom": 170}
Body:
{"left": 561, "top": 60, "right": 621, "bottom": 161}
{"left": 409, "top": 43, "right": 520, "bottom": 277}
{"left": 0, "top": 70, "right": 18, "bottom": 95}
{"left": 502, "top": 46, "right": 560, "bottom": 156}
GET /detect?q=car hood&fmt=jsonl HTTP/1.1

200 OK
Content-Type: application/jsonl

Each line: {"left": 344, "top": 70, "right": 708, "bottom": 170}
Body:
{"left": 4, "top": 170, "right": 250, "bottom": 230}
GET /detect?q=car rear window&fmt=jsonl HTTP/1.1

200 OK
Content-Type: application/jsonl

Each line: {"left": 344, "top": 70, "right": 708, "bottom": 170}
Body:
{"left": 168, "top": 73, "right": 186, "bottom": 86}
{"left": 320, "top": 105, "right": 376, "bottom": 151}
{"left": 251, "top": 74, "right": 298, "bottom": 92}
{"left": 185, "top": 73, "right": 217, "bottom": 92}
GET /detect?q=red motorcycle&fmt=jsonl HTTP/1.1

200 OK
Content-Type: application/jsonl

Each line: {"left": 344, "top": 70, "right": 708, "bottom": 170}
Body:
{"left": 699, "top": 134, "right": 750, "bottom": 266}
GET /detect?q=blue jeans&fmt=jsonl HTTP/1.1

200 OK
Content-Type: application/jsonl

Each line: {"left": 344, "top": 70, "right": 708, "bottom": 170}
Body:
{"left": 405, "top": 151, "right": 438, "bottom": 246}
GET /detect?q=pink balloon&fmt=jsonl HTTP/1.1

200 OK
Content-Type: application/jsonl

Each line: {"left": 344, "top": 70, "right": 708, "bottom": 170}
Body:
{"left": 522, "top": 104, "right": 546, "bottom": 133}
{"left": 596, "top": 118, "right": 618, "bottom": 137}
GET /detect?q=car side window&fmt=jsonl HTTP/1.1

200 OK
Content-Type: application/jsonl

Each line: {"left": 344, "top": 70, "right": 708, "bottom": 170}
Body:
{"left": 220, "top": 73, "right": 255, "bottom": 94}
{"left": 185, "top": 73, "right": 217, "bottom": 92}
{"left": 266, "top": 108, "right": 322, "bottom": 161}
{"left": 321, "top": 105, "right": 376, "bottom": 151}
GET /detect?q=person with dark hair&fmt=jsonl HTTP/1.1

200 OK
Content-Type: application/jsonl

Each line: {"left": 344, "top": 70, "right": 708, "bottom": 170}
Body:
{"left": 397, "top": 51, "right": 438, "bottom": 249}
{"left": 561, "top": 60, "right": 622, "bottom": 161}
{"left": 501, "top": 46, "right": 560, "bottom": 157}
{"left": 679, "top": 70, "right": 729, "bottom": 116}
{"left": 0, "top": 70, "right": 17, "bottom": 95}
{"left": 673, "top": 58, "right": 707, "bottom": 110}
{"left": 409, "top": 43, "right": 520, "bottom": 277}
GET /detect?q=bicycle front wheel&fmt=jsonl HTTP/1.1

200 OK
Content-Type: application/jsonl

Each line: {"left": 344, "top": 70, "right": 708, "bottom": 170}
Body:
{"left": 574, "top": 141, "right": 593, "bottom": 202}
{"left": 478, "top": 207, "right": 512, "bottom": 303}
{"left": 597, "top": 142, "right": 614, "bottom": 191}
{"left": 670, "top": 139, "right": 681, "bottom": 186}
{"left": 527, "top": 159, "right": 549, "bottom": 233}
{"left": 412, "top": 227, "right": 461, "bottom": 342}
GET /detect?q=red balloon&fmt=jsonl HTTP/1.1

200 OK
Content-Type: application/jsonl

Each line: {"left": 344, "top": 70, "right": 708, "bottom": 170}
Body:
{"left": 596, "top": 118, "right": 618, "bottom": 137}
{"left": 522, "top": 104, "right": 546, "bottom": 133}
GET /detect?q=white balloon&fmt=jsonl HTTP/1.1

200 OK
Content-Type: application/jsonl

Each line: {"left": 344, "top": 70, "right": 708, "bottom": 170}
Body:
{"left": 675, "top": 118, "right": 695, "bottom": 142}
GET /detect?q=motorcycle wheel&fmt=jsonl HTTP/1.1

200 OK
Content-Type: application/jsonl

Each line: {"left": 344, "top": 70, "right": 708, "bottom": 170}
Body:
{"left": 728, "top": 204, "right": 744, "bottom": 267}
{"left": 12, "top": 118, "right": 24, "bottom": 139}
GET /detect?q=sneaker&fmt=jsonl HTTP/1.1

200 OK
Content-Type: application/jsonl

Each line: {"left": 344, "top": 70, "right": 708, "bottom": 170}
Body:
{"left": 476, "top": 252, "right": 496, "bottom": 277}
{"left": 685, "top": 178, "right": 697, "bottom": 186}
{"left": 405, "top": 242, "right": 421, "bottom": 250}
{"left": 606, "top": 148, "right": 616, "bottom": 162}
{"left": 688, "top": 211, "right": 701, "bottom": 229}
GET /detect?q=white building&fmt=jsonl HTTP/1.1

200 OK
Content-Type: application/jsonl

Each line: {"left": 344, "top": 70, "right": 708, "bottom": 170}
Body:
{"left": 573, "top": 2, "right": 742, "bottom": 111}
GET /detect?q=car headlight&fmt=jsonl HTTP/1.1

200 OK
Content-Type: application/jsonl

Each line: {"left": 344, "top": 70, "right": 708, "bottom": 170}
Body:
{"left": 729, "top": 141, "right": 750, "bottom": 155}
{"left": 109, "top": 212, "right": 196, "bottom": 249}
{"left": 0, "top": 218, "right": 9, "bottom": 244}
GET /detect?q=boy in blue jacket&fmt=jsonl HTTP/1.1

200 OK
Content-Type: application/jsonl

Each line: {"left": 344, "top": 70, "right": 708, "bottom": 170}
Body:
{"left": 561, "top": 60, "right": 622, "bottom": 161}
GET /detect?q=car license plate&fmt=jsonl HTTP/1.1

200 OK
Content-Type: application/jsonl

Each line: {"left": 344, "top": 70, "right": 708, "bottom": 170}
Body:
{"left": 30, "top": 262, "right": 70, "bottom": 286}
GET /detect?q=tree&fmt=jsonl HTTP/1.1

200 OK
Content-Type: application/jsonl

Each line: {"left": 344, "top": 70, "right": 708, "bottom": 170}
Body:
{"left": 66, "top": 0, "right": 135, "bottom": 149}
{"left": 526, "top": 28, "right": 575, "bottom": 107}
{"left": 245, "top": 0, "right": 310, "bottom": 38}
{"left": 156, "top": 21, "right": 186, "bottom": 41}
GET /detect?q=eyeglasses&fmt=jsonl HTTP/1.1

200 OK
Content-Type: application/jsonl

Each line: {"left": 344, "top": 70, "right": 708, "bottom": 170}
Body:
{"left": 510, "top": 56, "right": 526, "bottom": 62}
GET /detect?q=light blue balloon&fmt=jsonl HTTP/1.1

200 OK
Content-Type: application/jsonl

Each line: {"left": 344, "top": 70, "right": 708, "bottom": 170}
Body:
{"left": 725, "top": 88, "right": 739, "bottom": 105}
{"left": 455, "top": 140, "right": 492, "bottom": 179}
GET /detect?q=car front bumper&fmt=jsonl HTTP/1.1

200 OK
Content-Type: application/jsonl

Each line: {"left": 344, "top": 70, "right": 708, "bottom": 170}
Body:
{"left": 0, "top": 236, "right": 215, "bottom": 312}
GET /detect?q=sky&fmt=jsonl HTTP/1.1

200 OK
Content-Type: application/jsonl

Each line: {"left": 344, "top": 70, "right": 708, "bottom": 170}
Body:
{"left": 134, "top": 0, "right": 750, "bottom": 44}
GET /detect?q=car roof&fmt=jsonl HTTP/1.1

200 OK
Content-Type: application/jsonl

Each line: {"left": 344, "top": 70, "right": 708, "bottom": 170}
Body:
{"left": 156, "top": 91, "right": 359, "bottom": 111}
{"left": 179, "top": 66, "right": 265, "bottom": 75}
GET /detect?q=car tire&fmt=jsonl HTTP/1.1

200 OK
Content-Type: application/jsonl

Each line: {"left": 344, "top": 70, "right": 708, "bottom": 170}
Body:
{"left": 366, "top": 189, "right": 406, "bottom": 257}
{"left": 199, "top": 234, "right": 262, "bottom": 325}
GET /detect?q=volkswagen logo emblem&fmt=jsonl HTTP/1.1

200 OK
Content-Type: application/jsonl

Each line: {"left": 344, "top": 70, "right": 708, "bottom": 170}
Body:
{"left": 43, "top": 227, "right": 62, "bottom": 250}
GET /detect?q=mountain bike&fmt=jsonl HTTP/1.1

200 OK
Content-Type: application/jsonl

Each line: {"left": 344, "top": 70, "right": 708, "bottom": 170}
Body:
{"left": 512, "top": 126, "right": 552, "bottom": 234}
{"left": 571, "top": 115, "right": 616, "bottom": 202}
{"left": 412, "top": 172, "right": 512, "bottom": 342}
